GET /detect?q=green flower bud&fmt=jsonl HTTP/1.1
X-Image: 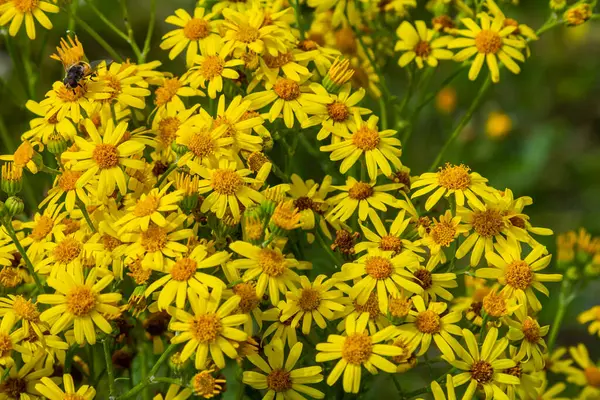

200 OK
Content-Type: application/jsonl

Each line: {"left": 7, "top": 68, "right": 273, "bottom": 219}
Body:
{"left": 171, "top": 142, "right": 188, "bottom": 157}
{"left": 1, "top": 163, "right": 23, "bottom": 196}
{"left": 5, "top": 197, "right": 23, "bottom": 216}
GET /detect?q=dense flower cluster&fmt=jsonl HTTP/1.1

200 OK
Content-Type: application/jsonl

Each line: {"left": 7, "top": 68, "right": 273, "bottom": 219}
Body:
{"left": 0, "top": 0, "right": 598, "bottom": 399}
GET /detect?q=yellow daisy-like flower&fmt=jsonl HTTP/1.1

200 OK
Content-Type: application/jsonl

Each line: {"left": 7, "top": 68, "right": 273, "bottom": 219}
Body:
{"left": 210, "top": 95, "right": 265, "bottom": 155}
{"left": 326, "top": 177, "right": 404, "bottom": 225}
{"left": 302, "top": 83, "right": 370, "bottom": 143}
{"left": 243, "top": 339, "right": 325, "bottom": 400}
{"left": 565, "top": 344, "right": 600, "bottom": 400}
{"left": 397, "top": 295, "right": 462, "bottom": 361}
{"left": 315, "top": 312, "right": 401, "bottom": 394}
{"left": 411, "top": 163, "right": 493, "bottom": 211}
{"left": 193, "top": 158, "right": 265, "bottom": 220}
{"left": 0, "top": 352, "right": 54, "bottom": 400}
{"left": 334, "top": 247, "right": 423, "bottom": 313}
{"left": 0, "top": 295, "right": 44, "bottom": 339}
{"left": 478, "top": 244, "right": 562, "bottom": 311}
{"left": 0, "top": 140, "right": 43, "bottom": 174}
{"left": 320, "top": 113, "right": 402, "bottom": 180}
{"left": 406, "top": 261, "right": 458, "bottom": 302}
{"left": 153, "top": 77, "right": 202, "bottom": 115}
{"left": 38, "top": 267, "right": 122, "bottom": 345}
{"left": 161, "top": 7, "right": 217, "bottom": 67}
{"left": 0, "top": 314, "right": 28, "bottom": 366}
{"left": 35, "top": 230, "right": 88, "bottom": 277}
{"left": 0, "top": 0, "right": 59, "bottom": 40}
{"left": 35, "top": 373, "right": 96, "bottom": 400}
{"left": 229, "top": 241, "right": 300, "bottom": 305}
{"left": 395, "top": 21, "right": 453, "bottom": 68}
{"left": 544, "top": 347, "right": 573, "bottom": 375}
{"left": 121, "top": 212, "right": 193, "bottom": 271}
{"left": 578, "top": 305, "right": 600, "bottom": 338}
{"left": 144, "top": 245, "right": 230, "bottom": 310}
{"left": 40, "top": 80, "right": 109, "bottom": 123}
{"left": 190, "top": 368, "right": 226, "bottom": 399}
{"left": 420, "top": 210, "right": 469, "bottom": 269}
{"left": 504, "top": 307, "right": 549, "bottom": 370}
{"left": 38, "top": 167, "right": 96, "bottom": 212}
{"left": 115, "top": 185, "right": 184, "bottom": 233}
{"left": 22, "top": 100, "right": 77, "bottom": 144}
{"left": 175, "top": 112, "right": 233, "bottom": 168}
{"left": 262, "top": 302, "right": 299, "bottom": 349}
{"left": 279, "top": 275, "right": 345, "bottom": 335}
{"left": 535, "top": 381, "right": 569, "bottom": 400}
{"left": 246, "top": 77, "right": 331, "bottom": 129}
{"left": 153, "top": 383, "right": 192, "bottom": 400}
{"left": 448, "top": 13, "right": 526, "bottom": 83}
{"left": 288, "top": 174, "right": 332, "bottom": 235}
{"left": 50, "top": 35, "right": 85, "bottom": 68}
{"left": 62, "top": 119, "right": 146, "bottom": 198}
{"left": 169, "top": 286, "right": 248, "bottom": 369}
{"left": 446, "top": 327, "right": 520, "bottom": 400}
{"left": 184, "top": 36, "right": 243, "bottom": 98}
{"left": 18, "top": 203, "right": 67, "bottom": 260}
{"left": 96, "top": 62, "right": 152, "bottom": 110}
{"left": 220, "top": 8, "right": 288, "bottom": 57}
{"left": 355, "top": 209, "right": 423, "bottom": 255}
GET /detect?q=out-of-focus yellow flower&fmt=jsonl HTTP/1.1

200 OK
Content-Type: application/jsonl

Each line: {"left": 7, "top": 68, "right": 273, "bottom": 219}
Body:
{"left": 436, "top": 86, "right": 457, "bottom": 114}
{"left": 578, "top": 306, "right": 600, "bottom": 338}
{"left": 565, "top": 344, "right": 600, "bottom": 399}
{"left": 486, "top": 111, "right": 512, "bottom": 139}
{"left": 564, "top": 4, "right": 592, "bottom": 26}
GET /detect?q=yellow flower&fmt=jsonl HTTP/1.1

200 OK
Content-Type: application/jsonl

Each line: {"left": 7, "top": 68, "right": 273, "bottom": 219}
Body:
{"left": 262, "top": 302, "right": 300, "bottom": 348}
{"left": 62, "top": 119, "right": 146, "bottom": 198}
{"left": 229, "top": 241, "right": 300, "bottom": 305}
{"left": 115, "top": 185, "right": 184, "bottom": 234}
{"left": 411, "top": 163, "right": 493, "bottom": 211}
{"left": 35, "top": 230, "right": 89, "bottom": 277}
{"left": 486, "top": 111, "right": 512, "bottom": 139}
{"left": 446, "top": 327, "right": 519, "bottom": 399}
{"left": 333, "top": 247, "right": 423, "bottom": 313}
{"left": 0, "top": 352, "right": 53, "bottom": 400}
{"left": 315, "top": 312, "right": 401, "bottom": 394}
{"left": 406, "top": 261, "right": 458, "bottom": 302}
{"left": 564, "top": 4, "right": 592, "bottom": 26}
{"left": 38, "top": 167, "right": 96, "bottom": 212}
{"left": 40, "top": 80, "right": 109, "bottom": 123}
{"left": 161, "top": 7, "right": 217, "bottom": 67}
{"left": 535, "top": 381, "right": 569, "bottom": 400}
{"left": 169, "top": 286, "right": 248, "bottom": 369}
{"left": 420, "top": 210, "right": 469, "bottom": 269}
{"left": 211, "top": 95, "right": 266, "bottom": 155}
{"left": 320, "top": 113, "right": 402, "bottom": 180}
{"left": 279, "top": 275, "right": 345, "bottom": 335}
{"left": 565, "top": 344, "right": 600, "bottom": 399}
{"left": 504, "top": 307, "right": 549, "bottom": 369}
{"left": 18, "top": 203, "right": 67, "bottom": 260}
{"left": 478, "top": 244, "right": 562, "bottom": 311}
{"left": 397, "top": 295, "right": 462, "bottom": 361}
{"left": 544, "top": 347, "right": 573, "bottom": 375}
{"left": 448, "top": 13, "right": 526, "bottom": 83}
{"left": 38, "top": 267, "right": 122, "bottom": 345}
{"left": 253, "top": 49, "right": 316, "bottom": 89}
{"left": 144, "top": 245, "right": 229, "bottom": 310}
{"left": 121, "top": 212, "right": 193, "bottom": 271}
{"left": 246, "top": 77, "right": 332, "bottom": 129}
{"left": 288, "top": 174, "right": 332, "bottom": 234}
{"left": 0, "top": 295, "right": 45, "bottom": 339}
{"left": 50, "top": 35, "right": 85, "bottom": 68}
{"left": 395, "top": 21, "right": 453, "bottom": 68}
{"left": 35, "top": 373, "right": 96, "bottom": 400}
{"left": 184, "top": 36, "right": 244, "bottom": 98}
{"left": 243, "top": 339, "right": 325, "bottom": 400}
{"left": 96, "top": 62, "right": 152, "bottom": 110}
{"left": 333, "top": 290, "right": 390, "bottom": 335}
{"left": 0, "top": 314, "right": 29, "bottom": 366}
{"left": 153, "top": 77, "right": 202, "bottom": 115}
{"left": 193, "top": 158, "right": 265, "bottom": 220}
{"left": 0, "top": 140, "right": 43, "bottom": 174}
{"left": 190, "top": 369, "right": 225, "bottom": 399}
{"left": 302, "top": 83, "right": 370, "bottom": 143}
{"left": 355, "top": 209, "right": 424, "bottom": 255}
{"left": 22, "top": 100, "right": 77, "bottom": 145}
{"left": 326, "top": 177, "right": 404, "bottom": 225}
{"left": 0, "top": 0, "right": 59, "bottom": 40}
{"left": 578, "top": 306, "right": 600, "bottom": 338}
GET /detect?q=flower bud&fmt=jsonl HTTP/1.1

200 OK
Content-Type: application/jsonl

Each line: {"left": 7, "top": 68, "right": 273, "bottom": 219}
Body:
{"left": 322, "top": 57, "right": 354, "bottom": 93}
{"left": 1, "top": 163, "right": 23, "bottom": 196}
{"left": 171, "top": 141, "right": 189, "bottom": 157}
{"left": 5, "top": 196, "right": 23, "bottom": 216}
{"left": 564, "top": 4, "right": 592, "bottom": 26}
{"left": 47, "top": 134, "right": 70, "bottom": 155}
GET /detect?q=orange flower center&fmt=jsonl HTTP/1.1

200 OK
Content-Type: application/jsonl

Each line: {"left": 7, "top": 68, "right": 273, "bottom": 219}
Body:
{"left": 437, "top": 163, "right": 471, "bottom": 190}
{"left": 14, "top": 0, "right": 39, "bottom": 12}
{"left": 413, "top": 268, "right": 433, "bottom": 290}
{"left": 584, "top": 366, "right": 600, "bottom": 387}
{"left": 158, "top": 117, "right": 180, "bottom": 147}
{"left": 471, "top": 209, "right": 505, "bottom": 237}
{"left": 102, "top": 234, "right": 122, "bottom": 251}
{"left": 414, "top": 41, "right": 431, "bottom": 58}
{"left": 232, "top": 282, "right": 260, "bottom": 313}
{"left": 192, "top": 371, "right": 218, "bottom": 396}
{"left": 475, "top": 30, "right": 502, "bottom": 54}
{"left": 415, "top": 310, "right": 441, "bottom": 334}
{"left": 327, "top": 102, "right": 350, "bottom": 122}
{"left": 0, "top": 378, "right": 26, "bottom": 399}
{"left": 212, "top": 169, "right": 243, "bottom": 195}
{"left": 188, "top": 130, "right": 216, "bottom": 157}
{"left": 389, "top": 296, "right": 412, "bottom": 318}
{"left": 273, "top": 79, "right": 300, "bottom": 101}
{"left": 53, "top": 237, "right": 82, "bottom": 264}
{"left": 258, "top": 249, "right": 287, "bottom": 277}
{"left": 235, "top": 24, "right": 260, "bottom": 43}
{"left": 365, "top": 256, "right": 393, "bottom": 279}
{"left": 505, "top": 260, "right": 533, "bottom": 290}
{"left": 263, "top": 52, "right": 293, "bottom": 69}
{"left": 92, "top": 144, "right": 120, "bottom": 169}
{"left": 352, "top": 126, "right": 380, "bottom": 151}
{"left": 58, "top": 170, "right": 81, "bottom": 191}
{"left": 471, "top": 360, "right": 494, "bottom": 383}
{"left": 348, "top": 182, "right": 373, "bottom": 200}
{"left": 334, "top": 27, "right": 357, "bottom": 54}
{"left": 154, "top": 78, "right": 181, "bottom": 106}
{"left": 170, "top": 258, "right": 197, "bottom": 281}
{"left": 184, "top": 18, "right": 210, "bottom": 40}
{"left": 379, "top": 235, "right": 402, "bottom": 252}
{"left": 133, "top": 195, "right": 160, "bottom": 217}
{"left": 266, "top": 369, "right": 292, "bottom": 392}
{"left": 430, "top": 221, "right": 456, "bottom": 247}
{"left": 342, "top": 333, "right": 372, "bottom": 364}
{"left": 12, "top": 296, "right": 39, "bottom": 321}
{"left": 201, "top": 56, "right": 224, "bottom": 79}
{"left": 297, "top": 288, "right": 321, "bottom": 311}
{"left": 482, "top": 290, "right": 507, "bottom": 317}
{"left": 57, "top": 84, "right": 87, "bottom": 102}
{"left": 66, "top": 286, "right": 97, "bottom": 316}
{"left": 353, "top": 292, "right": 380, "bottom": 319}
{"left": 29, "top": 215, "right": 54, "bottom": 241}
{"left": 522, "top": 317, "right": 541, "bottom": 343}
{"left": 0, "top": 333, "right": 12, "bottom": 354}
{"left": 190, "top": 314, "right": 222, "bottom": 342}
{"left": 141, "top": 226, "right": 168, "bottom": 252}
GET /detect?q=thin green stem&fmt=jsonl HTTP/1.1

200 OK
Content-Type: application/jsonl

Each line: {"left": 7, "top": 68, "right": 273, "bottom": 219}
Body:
{"left": 292, "top": 0, "right": 305, "bottom": 39}
{"left": 396, "top": 66, "right": 415, "bottom": 118}
{"left": 141, "top": 342, "right": 150, "bottom": 400}
{"left": 479, "top": 312, "right": 490, "bottom": 345}
{"left": 547, "top": 280, "right": 575, "bottom": 352}
{"left": 22, "top": 37, "right": 35, "bottom": 99}
{"left": 378, "top": 97, "right": 388, "bottom": 130}
{"left": 103, "top": 339, "right": 116, "bottom": 397}
{"left": 78, "top": 199, "right": 97, "bottom": 233}
{"left": 41, "top": 166, "right": 61, "bottom": 175}
{"left": 2, "top": 222, "right": 45, "bottom": 293}
{"left": 65, "top": 9, "right": 123, "bottom": 62}
{"left": 119, "top": 0, "right": 143, "bottom": 61}
{"left": 353, "top": 29, "right": 392, "bottom": 100}
{"left": 2, "top": 33, "right": 29, "bottom": 99}
{"left": 68, "top": 0, "right": 78, "bottom": 32}
{"left": 86, "top": 1, "right": 131, "bottom": 43}
{"left": 315, "top": 226, "right": 341, "bottom": 269}
{"left": 153, "top": 377, "right": 182, "bottom": 385}
{"left": 155, "top": 163, "right": 177, "bottom": 188}
{"left": 429, "top": 75, "right": 492, "bottom": 171}
{"left": 140, "top": 0, "right": 157, "bottom": 63}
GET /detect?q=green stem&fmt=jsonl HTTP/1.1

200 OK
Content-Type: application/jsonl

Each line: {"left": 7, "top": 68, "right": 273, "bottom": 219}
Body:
{"left": 479, "top": 312, "right": 490, "bottom": 345}
{"left": 21, "top": 37, "right": 35, "bottom": 99}
{"left": 140, "top": 342, "right": 150, "bottom": 400}
{"left": 68, "top": 0, "right": 78, "bottom": 32}
{"left": 378, "top": 97, "right": 388, "bottom": 130}
{"left": 292, "top": 0, "right": 305, "bottom": 39}
{"left": 86, "top": 1, "right": 131, "bottom": 43}
{"left": 396, "top": 66, "right": 415, "bottom": 118}
{"left": 41, "top": 166, "right": 61, "bottom": 175}
{"left": 2, "top": 221, "right": 44, "bottom": 293}
{"left": 119, "top": 0, "right": 143, "bottom": 61}
{"left": 103, "top": 339, "right": 116, "bottom": 397}
{"left": 353, "top": 29, "right": 392, "bottom": 100}
{"left": 315, "top": 226, "right": 341, "bottom": 269}
{"left": 429, "top": 75, "right": 492, "bottom": 171}
{"left": 547, "top": 280, "right": 574, "bottom": 352}
{"left": 153, "top": 377, "right": 182, "bottom": 385}
{"left": 140, "top": 0, "right": 157, "bottom": 63}
{"left": 65, "top": 9, "right": 123, "bottom": 62}
{"left": 116, "top": 344, "right": 177, "bottom": 400}
{"left": 78, "top": 199, "right": 97, "bottom": 233}
{"left": 155, "top": 163, "right": 177, "bottom": 188}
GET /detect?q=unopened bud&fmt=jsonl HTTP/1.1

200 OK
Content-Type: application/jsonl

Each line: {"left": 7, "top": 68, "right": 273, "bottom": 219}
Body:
{"left": 323, "top": 57, "right": 354, "bottom": 92}
{"left": 1, "top": 163, "right": 23, "bottom": 196}
{"left": 5, "top": 196, "right": 23, "bottom": 216}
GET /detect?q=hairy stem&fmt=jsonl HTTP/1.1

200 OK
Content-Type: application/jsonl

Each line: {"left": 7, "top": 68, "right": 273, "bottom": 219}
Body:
{"left": 103, "top": 339, "right": 117, "bottom": 397}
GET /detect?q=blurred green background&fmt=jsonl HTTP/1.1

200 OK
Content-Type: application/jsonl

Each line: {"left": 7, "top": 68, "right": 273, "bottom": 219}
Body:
{"left": 0, "top": 0, "right": 599, "bottom": 388}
